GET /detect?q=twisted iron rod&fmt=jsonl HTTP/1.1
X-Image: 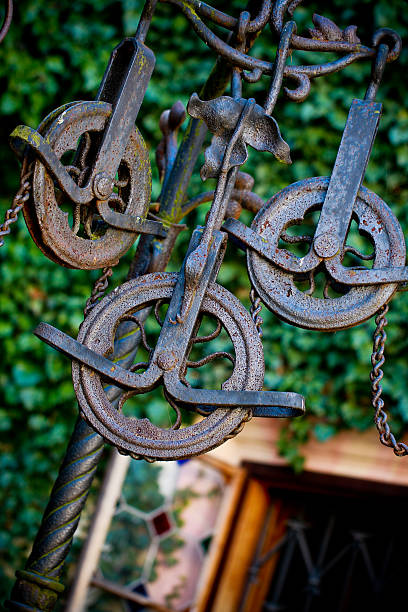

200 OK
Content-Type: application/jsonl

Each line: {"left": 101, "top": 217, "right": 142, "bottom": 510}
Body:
{"left": 5, "top": 317, "right": 147, "bottom": 611}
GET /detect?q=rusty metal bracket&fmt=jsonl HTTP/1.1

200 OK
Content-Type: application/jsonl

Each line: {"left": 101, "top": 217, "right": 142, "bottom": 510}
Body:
{"left": 96, "top": 200, "right": 166, "bottom": 237}
{"left": 9, "top": 124, "right": 94, "bottom": 205}
{"left": 34, "top": 225, "right": 305, "bottom": 418}
{"left": 10, "top": 39, "right": 155, "bottom": 208}
{"left": 312, "top": 99, "right": 382, "bottom": 260}
{"left": 34, "top": 321, "right": 304, "bottom": 417}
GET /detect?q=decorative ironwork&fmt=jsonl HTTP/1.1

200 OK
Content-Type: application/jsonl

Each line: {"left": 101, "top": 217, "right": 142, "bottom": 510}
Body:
{"left": 246, "top": 515, "right": 395, "bottom": 610}
{"left": 30, "top": 7, "right": 309, "bottom": 461}
{"left": 4, "top": 0, "right": 408, "bottom": 608}
{"left": 6, "top": 418, "right": 105, "bottom": 611}
{"left": 224, "top": 45, "right": 407, "bottom": 332}
{"left": 10, "top": 100, "right": 158, "bottom": 269}
{"left": 241, "top": 494, "right": 408, "bottom": 612}
{"left": 188, "top": 94, "right": 291, "bottom": 180}
{"left": 7, "top": 0, "right": 405, "bottom": 472}
{"left": 8, "top": 2, "right": 166, "bottom": 268}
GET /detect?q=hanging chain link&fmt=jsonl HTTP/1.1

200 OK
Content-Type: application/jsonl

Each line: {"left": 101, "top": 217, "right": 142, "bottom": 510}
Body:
{"left": 0, "top": 161, "right": 33, "bottom": 248}
{"left": 370, "top": 303, "right": 408, "bottom": 456}
{"left": 83, "top": 261, "right": 119, "bottom": 318}
{"left": 250, "top": 286, "right": 263, "bottom": 338}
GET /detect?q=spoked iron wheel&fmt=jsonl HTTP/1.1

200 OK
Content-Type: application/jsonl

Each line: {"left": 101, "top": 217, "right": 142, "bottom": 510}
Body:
{"left": 24, "top": 101, "right": 151, "bottom": 269}
{"left": 248, "top": 177, "right": 405, "bottom": 331}
{"left": 73, "top": 272, "right": 265, "bottom": 460}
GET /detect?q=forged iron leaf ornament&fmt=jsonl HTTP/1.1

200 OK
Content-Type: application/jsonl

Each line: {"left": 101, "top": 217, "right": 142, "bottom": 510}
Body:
{"left": 308, "top": 14, "right": 360, "bottom": 44}
{"left": 187, "top": 93, "right": 292, "bottom": 180}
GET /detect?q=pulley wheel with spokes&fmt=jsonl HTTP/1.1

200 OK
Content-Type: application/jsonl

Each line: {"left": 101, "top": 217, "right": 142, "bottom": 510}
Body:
{"left": 247, "top": 177, "right": 405, "bottom": 331}
{"left": 72, "top": 272, "right": 265, "bottom": 461}
{"left": 24, "top": 100, "right": 151, "bottom": 269}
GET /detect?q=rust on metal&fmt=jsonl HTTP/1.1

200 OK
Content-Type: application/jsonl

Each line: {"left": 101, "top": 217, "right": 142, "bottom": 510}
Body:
{"left": 25, "top": 102, "right": 152, "bottom": 269}
{"left": 6, "top": 2, "right": 408, "bottom": 610}
{"left": 27, "top": 0, "right": 408, "bottom": 462}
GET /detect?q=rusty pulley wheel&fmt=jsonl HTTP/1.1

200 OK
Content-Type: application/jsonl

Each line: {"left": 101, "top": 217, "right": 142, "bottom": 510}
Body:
{"left": 247, "top": 177, "right": 405, "bottom": 331}
{"left": 72, "top": 272, "right": 264, "bottom": 461}
{"left": 23, "top": 101, "right": 151, "bottom": 269}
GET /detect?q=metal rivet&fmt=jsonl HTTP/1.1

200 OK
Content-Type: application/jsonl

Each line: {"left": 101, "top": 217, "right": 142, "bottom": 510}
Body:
{"left": 313, "top": 232, "right": 340, "bottom": 258}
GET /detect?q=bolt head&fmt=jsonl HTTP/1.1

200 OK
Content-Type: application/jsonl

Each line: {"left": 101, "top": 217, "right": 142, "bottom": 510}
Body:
{"left": 156, "top": 350, "right": 178, "bottom": 371}
{"left": 313, "top": 232, "right": 340, "bottom": 259}
{"left": 93, "top": 172, "right": 114, "bottom": 200}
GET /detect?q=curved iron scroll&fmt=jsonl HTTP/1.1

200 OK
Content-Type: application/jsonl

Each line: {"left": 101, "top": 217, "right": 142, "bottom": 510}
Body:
{"left": 0, "top": 0, "right": 13, "bottom": 44}
{"left": 161, "top": 0, "right": 401, "bottom": 101}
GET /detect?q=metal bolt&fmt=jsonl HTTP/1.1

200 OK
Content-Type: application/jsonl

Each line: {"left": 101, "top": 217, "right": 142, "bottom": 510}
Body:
{"left": 156, "top": 350, "right": 178, "bottom": 371}
{"left": 313, "top": 232, "right": 340, "bottom": 258}
{"left": 93, "top": 172, "right": 114, "bottom": 200}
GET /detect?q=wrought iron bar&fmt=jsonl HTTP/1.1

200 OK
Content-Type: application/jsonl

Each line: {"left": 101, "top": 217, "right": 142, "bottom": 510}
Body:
{"left": 5, "top": 301, "right": 153, "bottom": 610}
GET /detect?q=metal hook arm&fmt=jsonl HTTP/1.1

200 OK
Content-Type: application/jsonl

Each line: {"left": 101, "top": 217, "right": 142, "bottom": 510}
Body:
{"left": 164, "top": 372, "right": 305, "bottom": 417}
{"left": 365, "top": 43, "right": 389, "bottom": 102}
{"left": 264, "top": 20, "right": 296, "bottom": 115}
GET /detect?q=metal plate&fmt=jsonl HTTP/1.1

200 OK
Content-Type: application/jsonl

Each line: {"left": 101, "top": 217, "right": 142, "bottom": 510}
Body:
{"left": 247, "top": 177, "right": 405, "bottom": 331}
{"left": 25, "top": 101, "right": 151, "bottom": 269}
{"left": 72, "top": 272, "right": 265, "bottom": 460}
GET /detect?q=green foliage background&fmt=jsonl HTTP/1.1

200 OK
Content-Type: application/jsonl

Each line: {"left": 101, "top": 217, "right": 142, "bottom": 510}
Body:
{"left": 0, "top": 0, "right": 407, "bottom": 599}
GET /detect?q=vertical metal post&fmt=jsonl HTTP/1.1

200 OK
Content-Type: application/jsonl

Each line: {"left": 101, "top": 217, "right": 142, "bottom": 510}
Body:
{"left": 6, "top": 418, "right": 104, "bottom": 611}
{"left": 64, "top": 451, "right": 131, "bottom": 612}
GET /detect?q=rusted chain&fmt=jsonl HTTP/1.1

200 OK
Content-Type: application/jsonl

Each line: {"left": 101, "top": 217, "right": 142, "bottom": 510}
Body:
{"left": 0, "top": 162, "right": 33, "bottom": 247}
{"left": 370, "top": 304, "right": 408, "bottom": 456}
{"left": 83, "top": 262, "right": 119, "bottom": 318}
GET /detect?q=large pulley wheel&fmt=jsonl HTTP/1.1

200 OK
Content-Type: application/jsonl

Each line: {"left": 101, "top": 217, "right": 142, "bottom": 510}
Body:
{"left": 72, "top": 272, "right": 265, "bottom": 461}
{"left": 247, "top": 177, "right": 405, "bottom": 331}
{"left": 23, "top": 101, "right": 151, "bottom": 269}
